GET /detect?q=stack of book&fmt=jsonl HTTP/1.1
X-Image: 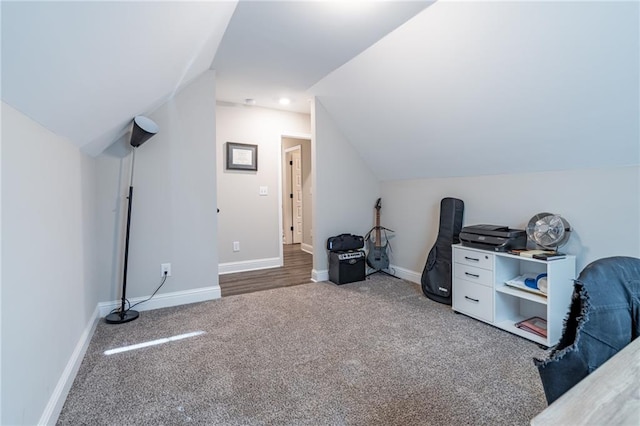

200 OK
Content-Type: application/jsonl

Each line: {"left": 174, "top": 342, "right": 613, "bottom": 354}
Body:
{"left": 515, "top": 316, "right": 547, "bottom": 338}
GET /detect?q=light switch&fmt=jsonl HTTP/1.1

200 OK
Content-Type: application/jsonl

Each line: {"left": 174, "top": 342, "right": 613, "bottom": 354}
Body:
{"left": 259, "top": 186, "right": 268, "bottom": 196}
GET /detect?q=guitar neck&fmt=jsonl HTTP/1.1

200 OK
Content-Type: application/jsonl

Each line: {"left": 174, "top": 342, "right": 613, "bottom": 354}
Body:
{"left": 375, "top": 209, "right": 381, "bottom": 247}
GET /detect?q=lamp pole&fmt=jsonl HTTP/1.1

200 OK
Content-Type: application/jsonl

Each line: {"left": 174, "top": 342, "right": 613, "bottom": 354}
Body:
{"left": 105, "top": 116, "right": 158, "bottom": 324}
{"left": 106, "top": 148, "right": 139, "bottom": 324}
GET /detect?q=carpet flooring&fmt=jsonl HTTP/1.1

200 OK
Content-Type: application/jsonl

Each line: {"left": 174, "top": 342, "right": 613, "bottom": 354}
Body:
{"left": 57, "top": 275, "right": 548, "bottom": 425}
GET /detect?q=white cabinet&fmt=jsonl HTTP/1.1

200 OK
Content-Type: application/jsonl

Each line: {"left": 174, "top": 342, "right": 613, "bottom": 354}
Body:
{"left": 452, "top": 245, "right": 576, "bottom": 346}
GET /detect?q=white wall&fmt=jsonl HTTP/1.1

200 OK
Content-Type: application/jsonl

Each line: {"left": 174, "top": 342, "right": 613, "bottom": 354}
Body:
{"left": 95, "top": 71, "right": 219, "bottom": 306}
{"left": 310, "top": 0, "right": 639, "bottom": 281}
{"left": 312, "top": 99, "right": 380, "bottom": 277}
{"left": 1, "top": 102, "right": 98, "bottom": 425}
{"left": 382, "top": 166, "right": 640, "bottom": 280}
{"left": 216, "top": 103, "right": 310, "bottom": 267}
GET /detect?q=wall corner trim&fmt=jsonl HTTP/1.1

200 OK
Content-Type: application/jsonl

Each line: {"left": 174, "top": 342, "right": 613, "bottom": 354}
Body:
{"left": 389, "top": 265, "right": 421, "bottom": 284}
{"left": 39, "top": 283, "right": 222, "bottom": 424}
{"left": 218, "top": 258, "right": 281, "bottom": 275}
{"left": 38, "top": 306, "right": 100, "bottom": 426}
{"left": 311, "top": 269, "right": 329, "bottom": 282}
{"left": 97, "top": 285, "right": 221, "bottom": 317}
{"left": 313, "top": 266, "right": 418, "bottom": 285}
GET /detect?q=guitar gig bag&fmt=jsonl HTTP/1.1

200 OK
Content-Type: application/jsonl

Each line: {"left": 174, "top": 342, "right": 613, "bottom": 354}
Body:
{"left": 421, "top": 197, "right": 464, "bottom": 304}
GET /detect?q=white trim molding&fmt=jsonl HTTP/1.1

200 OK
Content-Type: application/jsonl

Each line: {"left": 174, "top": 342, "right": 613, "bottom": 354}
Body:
{"left": 218, "top": 257, "right": 281, "bottom": 275}
{"left": 98, "top": 285, "right": 221, "bottom": 317}
{"left": 388, "top": 265, "right": 421, "bottom": 284}
{"left": 311, "top": 269, "right": 329, "bottom": 282}
{"left": 313, "top": 266, "right": 418, "bottom": 285}
{"left": 39, "top": 284, "right": 222, "bottom": 425}
{"left": 301, "top": 243, "right": 313, "bottom": 255}
{"left": 38, "top": 306, "right": 100, "bottom": 426}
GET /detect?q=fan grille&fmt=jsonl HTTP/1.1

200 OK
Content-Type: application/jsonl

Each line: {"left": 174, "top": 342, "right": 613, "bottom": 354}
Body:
{"left": 526, "top": 213, "right": 571, "bottom": 250}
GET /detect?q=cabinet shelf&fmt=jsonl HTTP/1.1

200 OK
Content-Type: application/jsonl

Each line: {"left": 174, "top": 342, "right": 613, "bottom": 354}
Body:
{"left": 452, "top": 245, "right": 576, "bottom": 346}
{"left": 494, "top": 319, "right": 548, "bottom": 346}
{"left": 496, "top": 284, "right": 547, "bottom": 305}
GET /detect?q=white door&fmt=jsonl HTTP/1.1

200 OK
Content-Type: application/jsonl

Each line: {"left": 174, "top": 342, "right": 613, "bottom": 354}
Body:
{"left": 292, "top": 149, "right": 303, "bottom": 244}
{"left": 283, "top": 146, "right": 303, "bottom": 244}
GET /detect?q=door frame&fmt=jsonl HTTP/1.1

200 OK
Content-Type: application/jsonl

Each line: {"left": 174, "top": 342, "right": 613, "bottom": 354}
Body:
{"left": 278, "top": 132, "right": 312, "bottom": 264}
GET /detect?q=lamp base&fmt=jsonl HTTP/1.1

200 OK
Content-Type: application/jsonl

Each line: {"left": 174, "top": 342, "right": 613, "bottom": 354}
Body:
{"left": 105, "top": 309, "right": 139, "bottom": 324}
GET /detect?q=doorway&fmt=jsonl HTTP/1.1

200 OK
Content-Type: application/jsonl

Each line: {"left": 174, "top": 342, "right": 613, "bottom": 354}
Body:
{"left": 281, "top": 136, "right": 312, "bottom": 254}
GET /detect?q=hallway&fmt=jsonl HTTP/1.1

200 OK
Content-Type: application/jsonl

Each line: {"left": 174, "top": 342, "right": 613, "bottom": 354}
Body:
{"left": 219, "top": 244, "right": 313, "bottom": 297}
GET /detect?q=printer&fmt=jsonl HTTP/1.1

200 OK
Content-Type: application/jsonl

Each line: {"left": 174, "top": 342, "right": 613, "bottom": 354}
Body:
{"left": 459, "top": 225, "right": 527, "bottom": 252}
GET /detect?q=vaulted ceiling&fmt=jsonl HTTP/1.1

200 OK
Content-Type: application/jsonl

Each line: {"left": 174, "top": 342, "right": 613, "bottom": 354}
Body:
{"left": 312, "top": 0, "right": 639, "bottom": 180}
{"left": 2, "top": 1, "right": 638, "bottom": 179}
{"left": 213, "top": 1, "right": 433, "bottom": 113}
{"left": 1, "top": 0, "right": 431, "bottom": 156}
{"left": 1, "top": 1, "right": 236, "bottom": 156}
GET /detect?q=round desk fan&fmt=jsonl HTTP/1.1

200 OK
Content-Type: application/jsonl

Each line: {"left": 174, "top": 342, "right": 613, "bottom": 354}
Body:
{"left": 526, "top": 212, "right": 571, "bottom": 250}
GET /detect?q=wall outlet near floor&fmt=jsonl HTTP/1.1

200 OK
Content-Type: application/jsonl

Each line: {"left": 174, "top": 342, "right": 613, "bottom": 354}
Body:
{"left": 233, "top": 241, "right": 240, "bottom": 252}
{"left": 161, "top": 263, "right": 172, "bottom": 277}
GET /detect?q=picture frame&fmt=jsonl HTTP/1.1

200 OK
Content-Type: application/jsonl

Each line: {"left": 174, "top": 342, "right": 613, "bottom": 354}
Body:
{"left": 226, "top": 142, "right": 258, "bottom": 171}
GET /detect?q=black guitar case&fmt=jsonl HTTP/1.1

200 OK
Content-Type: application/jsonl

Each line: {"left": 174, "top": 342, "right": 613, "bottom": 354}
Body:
{"left": 421, "top": 197, "right": 464, "bottom": 304}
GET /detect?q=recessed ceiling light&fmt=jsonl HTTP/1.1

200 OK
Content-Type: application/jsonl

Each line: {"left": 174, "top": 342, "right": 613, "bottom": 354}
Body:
{"left": 245, "top": 98, "right": 256, "bottom": 105}
{"left": 279, "top": 97, "right": 291, "bottom": 106}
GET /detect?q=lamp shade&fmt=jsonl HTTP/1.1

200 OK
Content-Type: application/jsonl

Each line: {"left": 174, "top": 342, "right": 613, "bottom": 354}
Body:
{"left": 130, "top": 116, "right": 159, "bottom": 147}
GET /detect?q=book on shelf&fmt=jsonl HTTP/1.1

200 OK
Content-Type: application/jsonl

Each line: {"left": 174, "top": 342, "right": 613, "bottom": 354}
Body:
{"left": 515, "top": 316, "right": 547, "bottom": 338}
{"left": 509, "top": 249, "right": 553, "bottom": 258}
{"left": 508, "top": 249, "right": 565, "bottom": 260}
{"left": 532, "top": 252, "right": 566, "bottom": 261}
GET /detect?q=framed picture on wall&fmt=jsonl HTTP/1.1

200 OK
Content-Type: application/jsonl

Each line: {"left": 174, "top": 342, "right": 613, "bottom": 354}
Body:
{"left": 226, "top": 142, "right": 258, "bottom": 171}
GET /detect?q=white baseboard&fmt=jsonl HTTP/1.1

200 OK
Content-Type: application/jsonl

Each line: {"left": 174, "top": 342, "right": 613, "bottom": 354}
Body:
{"left": 312, "top": 269, "right": 329, "bottom": 282}
{"left": 41, "top": 284, "right": 221, "bottom": 424}
{"left": 98, "top": 285, "right": 221, "bottom": 317}
{"left": 218, "top": 257, "right": 281, "bottom": 275}
{"left": 312, "top": 266, "right": 419, "bottom": 285}
{"left": 389, "top": 265, "right": 422, "bottom": 284}
{"left": 301, "top": 243, "right": 313, "bottom": 255}
{"left": 38, "top": 306, "right": 100, "bottom": 426}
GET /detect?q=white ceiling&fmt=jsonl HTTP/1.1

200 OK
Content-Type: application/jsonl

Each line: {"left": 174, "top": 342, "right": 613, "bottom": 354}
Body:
{"left": 2, "top": 1, "right": 637, "bottom": 180}
{"left": 311, "top": 0, "right": 639, "bottom": 180}
{"left": 213, "top": 1, "right": 433, "bottom": 113}
{"left": 1, "top": 0, "right": 431, "bottom": 155}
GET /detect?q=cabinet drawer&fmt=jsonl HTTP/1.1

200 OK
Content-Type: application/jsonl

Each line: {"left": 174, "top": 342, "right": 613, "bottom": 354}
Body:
{"left": 453, "top": 279, "right": 493, "bottom": 322}
{"left": 454, "top": 248, "right": 494, "bottom": 270}
{"left": 454, "top": 263, "right": 493, "bottom": 287}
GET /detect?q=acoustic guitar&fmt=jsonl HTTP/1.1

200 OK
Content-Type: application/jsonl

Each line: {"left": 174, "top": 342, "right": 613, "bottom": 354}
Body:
{"left": 366, "top": 198, "right": 390, "bottom": 271}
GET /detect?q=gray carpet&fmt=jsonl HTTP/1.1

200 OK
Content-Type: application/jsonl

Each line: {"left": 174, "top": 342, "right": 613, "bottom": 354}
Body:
{"left": 57, "top": 276, "right": 548, "bottom": 425}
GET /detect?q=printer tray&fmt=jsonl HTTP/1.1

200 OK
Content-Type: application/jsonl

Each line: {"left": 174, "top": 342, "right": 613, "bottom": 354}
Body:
{"left": 461, "top": 225, "right": 525, "bottom": 239}
{"left": 459, "top": 225, "right": 527, "bottom": 252}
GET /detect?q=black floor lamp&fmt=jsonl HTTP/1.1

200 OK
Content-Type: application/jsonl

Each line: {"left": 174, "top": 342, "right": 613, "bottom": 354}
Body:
{"left": 105, "top": 116, "right": 159, "bottom": 324}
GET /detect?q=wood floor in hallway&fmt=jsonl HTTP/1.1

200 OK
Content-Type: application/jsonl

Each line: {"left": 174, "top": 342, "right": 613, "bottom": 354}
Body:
{"left": 219, "top": 244, "right": 313, "bottom": 297}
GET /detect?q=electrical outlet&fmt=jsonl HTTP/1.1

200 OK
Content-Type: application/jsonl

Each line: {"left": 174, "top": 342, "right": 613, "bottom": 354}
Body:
{"left": 161, "top": 263, "right": 172, "bottom": 277}
{"left": 233, "top": 241, "right": 240, "bottom": 252}
{"left": 259, "top": 186, "right": 268, "bottom": 196}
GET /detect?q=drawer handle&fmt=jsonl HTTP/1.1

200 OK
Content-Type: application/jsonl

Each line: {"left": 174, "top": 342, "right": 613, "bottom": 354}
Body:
{"left": 465, "top": 296, "right": 479, "bottom": 303}
{"left": 465, "top": 272, "right": 480, "bottom": 278}
{"left": 464, "top": 256, "right": 480, "bottom": 262}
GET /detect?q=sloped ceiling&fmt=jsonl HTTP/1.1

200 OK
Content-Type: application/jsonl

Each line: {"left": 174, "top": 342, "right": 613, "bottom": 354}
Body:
{"left": 1, "top": 0, "right": 238, "bottom": 156}
{"left": 213, "top": 0, "right": 433, "bottom": 113}
{"left": 3, "top": 1, "right": 637, "bottom": 180}
{"left": 1, "top": 0, "right": 432, "bottom": 157}
{"left": 311, "top": 1, "right": 640, "bottom": 180}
